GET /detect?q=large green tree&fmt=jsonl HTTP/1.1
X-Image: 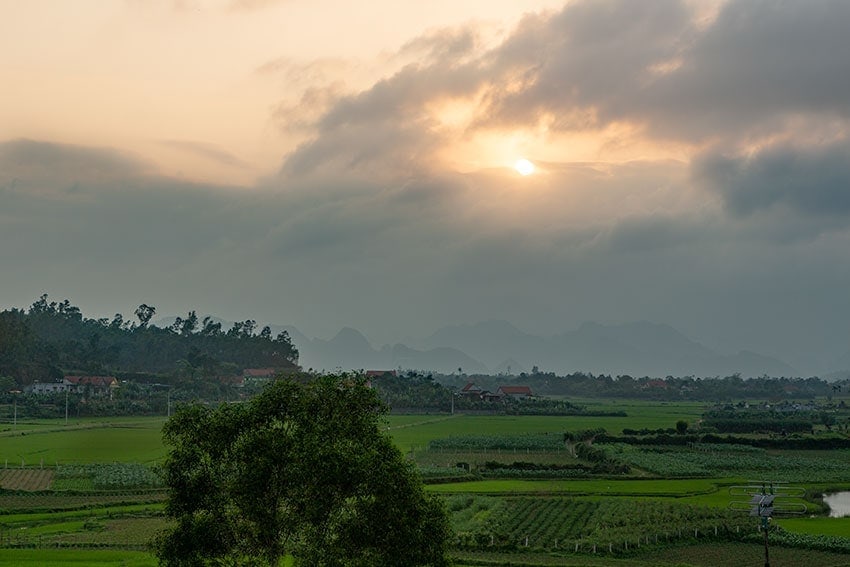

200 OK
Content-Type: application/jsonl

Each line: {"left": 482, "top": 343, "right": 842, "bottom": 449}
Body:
{"left": 153, "top": 373, "right": 450, "bottom": 566}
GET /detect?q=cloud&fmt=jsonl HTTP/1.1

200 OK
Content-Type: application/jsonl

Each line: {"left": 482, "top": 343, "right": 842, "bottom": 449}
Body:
{"left": 6, "top": 1, "right": 850, "bottom": 371}
{"left": 629, "top": 0, "right": 850, "bottom": 141}
{"left": 157, "top": 139, "right": 251, "bottom": 169}
{"left": 283, "top": 59, "right": 484, "bottom": 177}
{"left": 694, "top": 141, "right": 850, "bottom": 234}
{"left": 0, "top": 139, "right": 148, "bottom": 187}
{"left": 476, "top": 0, "right": 695, "bottom": 131}
{"left": 475, "top": 0, "right": 850, "bottom": 143}
{"left": 276, "top": 0, "right": 850, "bottom": 183}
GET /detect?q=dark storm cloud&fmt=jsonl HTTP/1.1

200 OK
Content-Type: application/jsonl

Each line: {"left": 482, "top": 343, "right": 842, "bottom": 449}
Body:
{"left": 477, "top": 0, "right": 850, "bottom": 140}
{"left": 477, "top": 0, "right": 693, "bottom": 130}
{"left": 6, "top": 1, "right": 850, "bottom": 372}
{"left": 633, "top": 0, "right": 850, "bottom": 140}
{"left": 278, "top": 0, "right": 850, "bottom": 179}
{"left": 0, "top": 140, "right": 241, "bottom": 267}
{"left": 695, "top": 141, "right": 850, "bottom": 221}
{"left": 281, "top": 61, "right": 484, "bottom": 177}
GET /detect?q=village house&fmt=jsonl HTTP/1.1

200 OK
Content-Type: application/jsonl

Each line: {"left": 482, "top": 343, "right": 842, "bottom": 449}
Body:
{"left": 28, "top": 381, "right": 69, "bottom": 395}
{"left": 496, "top": 385, "right": 533, "bottom": 400}
{"left": 26, "top": 375, "right": 120, "bottom": 396}
{"left": 62, "top": 376, "right": 119, "bottom": 399}
{"left": 242, "top": 368, "right": 277, "bottom": 385}
{"left": 459, "top": 382, "right": 485, "bottom": 399}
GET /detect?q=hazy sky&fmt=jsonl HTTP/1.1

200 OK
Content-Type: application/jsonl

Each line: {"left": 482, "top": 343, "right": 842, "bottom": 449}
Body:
{"left": 2, "top": 0, "right": 850, "bottom": 373}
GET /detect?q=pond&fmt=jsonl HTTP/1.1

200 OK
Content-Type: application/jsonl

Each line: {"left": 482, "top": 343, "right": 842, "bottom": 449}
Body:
{"left": 823, "top": 492, "right": 850, "bottom": 518}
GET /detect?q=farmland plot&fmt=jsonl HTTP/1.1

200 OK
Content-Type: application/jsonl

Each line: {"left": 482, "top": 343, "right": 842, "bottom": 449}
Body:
{"left": 0, "top": 468, "right": 53, "bottom": 490}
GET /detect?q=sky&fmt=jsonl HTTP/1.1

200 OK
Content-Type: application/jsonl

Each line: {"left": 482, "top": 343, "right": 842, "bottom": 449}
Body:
{"left": 2, "top": 0, "right": 850, "bottom": 374}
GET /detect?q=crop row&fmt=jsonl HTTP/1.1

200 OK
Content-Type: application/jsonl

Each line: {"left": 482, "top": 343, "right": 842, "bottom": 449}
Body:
{"left": 753, "top": 527, "right": 850, "bottom": 554}
{"left": 417, "top": 466, "right": 474, "bottom": 479}
{"left": 429, "top": 434, "right": 565, "bottom": 452}
{"left": 604, "top": 444, "right": 850, "bottom": 481}
{"left": 55, "top": 464, "right": 163, "bottom": 489}
{"left": 478, "top": 468, "right": 590, "bottom": 479}
{"left": 450, "top": 496, "right": 751, "bottom": 552}
{"left": 0, "top": 469, "right": 53, "bottom": 491}
{"left": 0, "top": 491, "right": 166, "bottom": 513}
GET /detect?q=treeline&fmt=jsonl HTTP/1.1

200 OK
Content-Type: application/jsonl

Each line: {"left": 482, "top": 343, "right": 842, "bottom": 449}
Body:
{"left": 598, "top": 432, "right": 850, "bottom": 450}
{"left": 369, "top": 372, "right": 602, "bottom": 416}
{"left": 440, "top": 372, "right": 847, "bottom": 402}
{"left": 0, "top": 295, "right": 299, "bottom": 386}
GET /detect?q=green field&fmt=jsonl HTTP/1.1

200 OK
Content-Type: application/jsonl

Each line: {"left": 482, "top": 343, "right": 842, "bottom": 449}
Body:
{"left": 0, "top": 419, "right": 167, "bottom": 465}
{"left": 1, "top": 400, "right": 849, "bottom": 566}
{"left": 387, "top": 402, "right": 706, "bottom": 454}
{"left": 0, "top": 549, "right": 158, "bottom": 566}
{"left": 428, "top": 478, "right": 723, "bottom": 495}
{"left": 0, "top": 400, "right": 707, "bottom": 463}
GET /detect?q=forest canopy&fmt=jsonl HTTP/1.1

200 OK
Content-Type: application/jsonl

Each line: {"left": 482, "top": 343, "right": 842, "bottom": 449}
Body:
{"left": 0, "top": 295, "right": 298, "bottom": 385}
{"left": 153, "top": 374, "right": 450, "bottom": 566}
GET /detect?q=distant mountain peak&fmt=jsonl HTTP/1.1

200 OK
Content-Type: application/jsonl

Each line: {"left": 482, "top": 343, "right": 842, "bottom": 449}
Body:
{"left": 330, "top": 327, "right": 373, "bottom": 346}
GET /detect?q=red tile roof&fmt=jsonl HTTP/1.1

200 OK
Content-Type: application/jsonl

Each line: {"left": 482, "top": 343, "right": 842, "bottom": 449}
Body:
{"left": 64, "top": 376, "right": 118, "bottom": 387}
{"left": 498, "top": 385, "right": 532, "bottom": 395}
{"left": 243, "top": 368, "right": 276, "bottom": 377}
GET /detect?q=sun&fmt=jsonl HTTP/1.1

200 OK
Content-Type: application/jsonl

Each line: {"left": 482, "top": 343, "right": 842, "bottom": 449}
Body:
{"left": 514, "top": 158, "right": 535, "bottom": 176}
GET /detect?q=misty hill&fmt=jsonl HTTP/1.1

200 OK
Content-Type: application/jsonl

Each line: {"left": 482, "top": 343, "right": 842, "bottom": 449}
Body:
{"left": 419, "top": 320, "right": 797, "bottom": 378}
{"left": 159, "top": 316, "right": 799, "bottom": 378}
{"left": 283, "top": 327, "right": 487, "bottom": 375}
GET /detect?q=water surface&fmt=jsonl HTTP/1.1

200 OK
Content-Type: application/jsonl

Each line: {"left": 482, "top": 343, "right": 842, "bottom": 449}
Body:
{"left": 823, "top": 492, "right": 850, "bottom": 518}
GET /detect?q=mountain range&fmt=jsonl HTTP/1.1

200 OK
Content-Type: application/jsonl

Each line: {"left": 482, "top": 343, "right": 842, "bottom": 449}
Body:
{"left": 259, "top": 320, "right": 808, "bottom": 378}
{"left": 155, "top": 316, "right": 850, "bottom": 378}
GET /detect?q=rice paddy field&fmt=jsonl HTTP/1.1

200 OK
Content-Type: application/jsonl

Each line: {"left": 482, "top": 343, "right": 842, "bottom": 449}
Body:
{"left": 1, "top": 399, "right": 849, "bottom": 566}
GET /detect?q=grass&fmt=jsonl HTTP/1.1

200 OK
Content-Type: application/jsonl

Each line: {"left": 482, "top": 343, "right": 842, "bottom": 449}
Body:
{"left": 639, "top": 541, "right": 850, "bottom": 567}
{"left": 0, "top": 400, "right": 705, "bottom": 463}
{"left": 778, "top": 516, "right": 850, "bottom": 537}
{"left": 0, "top": 421, "right": 167, "bottom": 465}
{"left": 1, "top": 403, "right": 848, "bottom": 566}
{"left": 0, "top": 549, "right": 158, "bottom": 566}
{"left": 428, "top": 478, "right": 723, "bottom": 496}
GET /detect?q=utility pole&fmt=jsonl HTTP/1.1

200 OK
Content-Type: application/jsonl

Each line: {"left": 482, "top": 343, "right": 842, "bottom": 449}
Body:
{"left": 10, "top": 390, "right": 21, "bottom": 429}
{"left": 730, "top": 481, "right": 806, "bottom": 567}
{"left": 65, "top": 388, "right": 69, "bottom": 425}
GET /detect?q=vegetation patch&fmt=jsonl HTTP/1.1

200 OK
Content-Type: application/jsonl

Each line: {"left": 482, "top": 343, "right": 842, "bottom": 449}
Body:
{"left": 54, "top": 463, "right": 163, "bottom": 490}
{"left": 0, "top": 468, "right": 53, "bottom": 490}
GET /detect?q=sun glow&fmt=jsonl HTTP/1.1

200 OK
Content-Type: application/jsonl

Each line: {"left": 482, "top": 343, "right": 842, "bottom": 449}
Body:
{"left": 514, "top": 158, "right": 535, "bottom": 176}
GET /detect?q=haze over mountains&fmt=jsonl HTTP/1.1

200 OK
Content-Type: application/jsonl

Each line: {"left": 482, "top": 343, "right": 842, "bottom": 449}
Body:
{"left": 156, "top": 317, "right": 832, "bottom": 378}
